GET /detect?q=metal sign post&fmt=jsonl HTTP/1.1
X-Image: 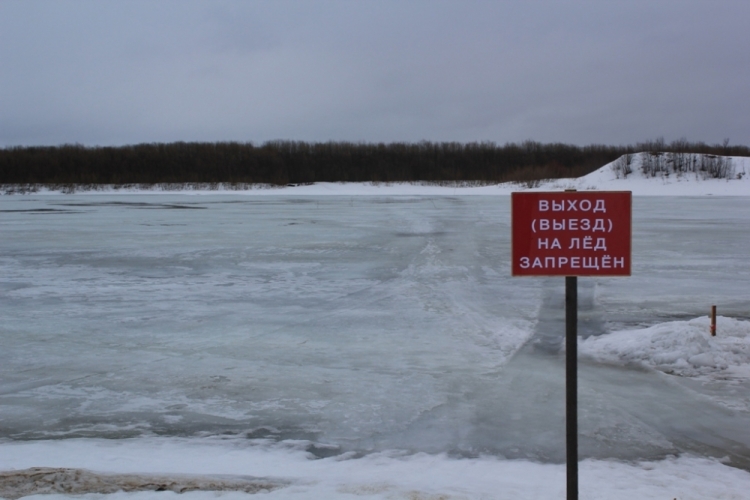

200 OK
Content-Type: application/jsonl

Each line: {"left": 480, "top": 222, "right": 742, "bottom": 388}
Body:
{"left": 565, "top": 275, "right": 578, "bottom": 499}
{"left": 511, "top": 191, "right": 632, "bottom": 500}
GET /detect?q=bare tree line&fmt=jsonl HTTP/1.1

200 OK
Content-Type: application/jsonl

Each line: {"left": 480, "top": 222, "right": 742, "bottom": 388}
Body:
{"left": 1, "top": 138, "right": 747, "bottom": 186}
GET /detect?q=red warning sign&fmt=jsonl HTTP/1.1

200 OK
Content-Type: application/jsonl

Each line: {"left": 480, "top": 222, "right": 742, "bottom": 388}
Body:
{"left": 512, "top": 191, "right": 632, "bottom": 276}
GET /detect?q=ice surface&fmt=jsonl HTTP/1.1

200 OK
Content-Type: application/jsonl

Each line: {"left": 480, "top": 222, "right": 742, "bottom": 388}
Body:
{"left": 2, "top": 193, "right": 750, "bottom": 497}
{"left": 0, "top": 196, "right": 539, "bottom": 450}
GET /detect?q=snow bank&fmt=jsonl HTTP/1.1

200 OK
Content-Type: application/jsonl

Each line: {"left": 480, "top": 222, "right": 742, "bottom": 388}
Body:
{"left": 1, "top": 438, "right": 750, "bottom": 500}
{"left": 580, "top": 316, "right": 750, "bottom": 379}
{"left": 0, "top": 468, "right": 282, "bottom": 499}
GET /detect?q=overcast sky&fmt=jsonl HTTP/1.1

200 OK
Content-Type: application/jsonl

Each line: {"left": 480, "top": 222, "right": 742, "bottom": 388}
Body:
{"left": 2, "top": 0, "right": 749, "bottom": 147}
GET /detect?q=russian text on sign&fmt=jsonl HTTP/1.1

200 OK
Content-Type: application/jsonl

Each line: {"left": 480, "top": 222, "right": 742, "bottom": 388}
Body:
{"left": 513, "top": 191, "right": 631, "bottom": 276}
{"left": 532, "top": 218, "right": 612, "bottom": 233}
{"left": 538, "top": 199, "right": 607, "bottom": 213}
{"left": 519, "top": 255, "right": 627, "bottom": 270}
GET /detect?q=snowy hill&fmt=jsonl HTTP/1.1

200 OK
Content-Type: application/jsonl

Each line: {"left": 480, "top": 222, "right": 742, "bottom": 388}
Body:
{"left": 542, "top": 152, "right": 750, "bottom": 196}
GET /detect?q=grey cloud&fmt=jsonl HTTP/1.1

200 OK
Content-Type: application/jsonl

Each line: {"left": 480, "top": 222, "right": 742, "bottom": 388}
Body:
{"left": 1, "top": 0, "right": 749, "bottom": 146}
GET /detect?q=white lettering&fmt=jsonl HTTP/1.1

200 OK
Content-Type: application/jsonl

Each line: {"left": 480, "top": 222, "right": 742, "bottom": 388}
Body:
{"left": 532, "top": 257, "right": 543, "bottom": 268}
{"left": 568, "top": 238, "right": 580, "bottom": 249}
{"left": 533, "top": 218, "right": 615, "bottom": 231}
{"left": 583, "top": 236, "right": 593, "bottom": 249}
{"left": 545, "top": 257, "right": 556, "bottom": 268}
{"left": 558, "top": 257, "right": 569, "bottom": 267}
{"left": 571, "top": 257, "right": 581, "bottom": 268}
{"left": 614, "top": 257, "right": 625, "bottom": 268}
{"left": 583, "top": 257, "right": 599, "bottom": 269}
{"left": 601, "top": 255, "right": 611, "bottom": 268}
{"left": 594, "top": 238, "right": 607, "bottom": 251}
{"left": 538, "top": 238, "right": 549, "bottom": 249}
{"left": 520, "top": 257, "right": 530, "bottom": 269}
{"left": 551, "top": 238, "right": 562, "bottom": 249}
{"left": 538, "top": 198, "right": 608, "bottom": 214}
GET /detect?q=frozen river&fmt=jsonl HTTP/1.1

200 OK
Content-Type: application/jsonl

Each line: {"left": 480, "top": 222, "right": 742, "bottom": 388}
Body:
{"left": 1, "top": 194, "right": 750, "bottom": 472}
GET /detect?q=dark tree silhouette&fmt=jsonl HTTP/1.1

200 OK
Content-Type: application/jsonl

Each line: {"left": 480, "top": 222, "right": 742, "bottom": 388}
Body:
{"left": 1, "top": 139, "right": 747, "bottom": 187}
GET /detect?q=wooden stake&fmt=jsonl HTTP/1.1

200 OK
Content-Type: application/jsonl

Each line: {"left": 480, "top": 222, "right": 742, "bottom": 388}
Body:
{"left": 710, "top": 305, "right": 717, "bottom": 337}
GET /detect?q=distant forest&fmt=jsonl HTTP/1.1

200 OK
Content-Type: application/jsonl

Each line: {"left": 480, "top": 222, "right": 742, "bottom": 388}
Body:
{"left": 1, "top": 138, "right": 748, "bottom": 187}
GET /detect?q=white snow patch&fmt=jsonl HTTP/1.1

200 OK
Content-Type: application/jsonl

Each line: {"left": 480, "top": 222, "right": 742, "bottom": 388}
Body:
{"left": 580, "top": 316, "right": 750, "bottom": 379}
{"left": 1, "top": 438, "right": 750, "bottom": 500}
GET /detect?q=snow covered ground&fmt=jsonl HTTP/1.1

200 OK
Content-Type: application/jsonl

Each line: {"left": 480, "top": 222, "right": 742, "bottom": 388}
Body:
{"left": 2, "top": 439, "right": 750, "bottom": 500}
{"left": 1, "top": 153, "right": 750, "bottom": 499}
{"left": 555, "top": 152, "right": 750, "bottom": 196}
{"left": 581, "top": 316, "right": 750, "bottom": 381}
